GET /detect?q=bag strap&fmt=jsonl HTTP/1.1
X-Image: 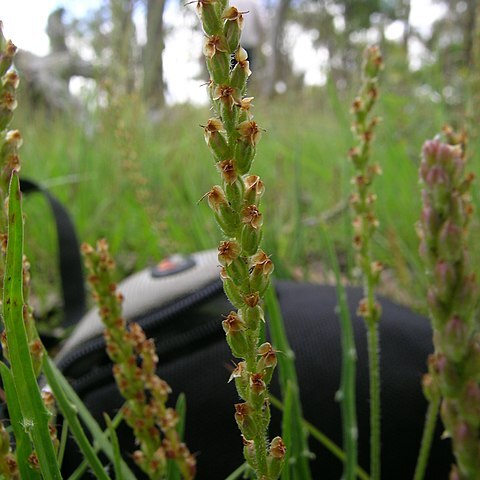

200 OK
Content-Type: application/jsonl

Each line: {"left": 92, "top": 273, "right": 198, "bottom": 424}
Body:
{"left": 21, "top": 178, "right": 86, "bottom": 329}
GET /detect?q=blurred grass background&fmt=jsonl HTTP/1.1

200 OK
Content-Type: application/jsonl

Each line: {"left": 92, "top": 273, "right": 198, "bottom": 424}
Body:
{"left": 13, "top": 69, "right": 480, "bottom": 327}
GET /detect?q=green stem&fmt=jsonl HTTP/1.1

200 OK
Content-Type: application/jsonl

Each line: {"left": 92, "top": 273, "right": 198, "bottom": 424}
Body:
{"left": 253, "top": 419, "right": 268, "bottom": 476}
{"left": 413, "top": 393, "right": 440, "bottom": 480}
{"left": 66, "top": 410, "right": 125, "bottom": 480}
{"left": 0, "top": 362, "right": 41, "bottom": 480}
{"left": 47, "top": 359, "right": 135, "bottom": 479}
{"left": 225, "top": 462, "right": 248, "bottom": 480}
{"left": 362, "top": 227, "right": 381, "bottom": 480}
{"left": 265, "top": 286, "right": 313, "bottom": 480}
{"left": 320, "top": 223, "right": 358, "bottom": 480}
{"left": 42, "top": 356, "right": 111, "bottom": 480}
{"left": 269, "top": 395, "right": 370, "bottom": 480}
{"left": 366, "top": 321, "right": 381, "bottom": 480}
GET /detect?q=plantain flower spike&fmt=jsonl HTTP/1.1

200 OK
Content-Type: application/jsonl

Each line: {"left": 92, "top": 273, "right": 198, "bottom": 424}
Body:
{"left": 193, "top": 0, "right": 283, "bottom": 477}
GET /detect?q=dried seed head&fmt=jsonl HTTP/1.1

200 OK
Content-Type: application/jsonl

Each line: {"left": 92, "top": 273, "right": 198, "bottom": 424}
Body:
{"left": 251, "top": 250, "right": 274, "bottom": 275}
{"left": 218, "top": 240, "right": 241, "bottom": 266}
{"left": 1, "top": 90, "right": 16, "bottom": 111}
{"left": 222, "top": 311, "right": 246, "bottom": 334}
{"left": 28, "top": 452, "right": 40, "bottom": 470}
{"left": 351, "top": 97, "right": 363, "bottom": 113}
{"left": 3, "top": 69, "right": 19, "bottom": 89}
{"left": 204, "top": 185, "right": 228, "bottom": 213}
{"left": 257, "top": 342, "right": 277, "bottom": 369}
{"left": 237, "top": 120, "right": 262, "bottom": 146}
{"left": 238, "top": 96, "right": 254, "bottom": 119}
{"left": 5, "top": 128, "right": 22, "bottom": 148}
{"left": 242, "top": 204, "right": 262, "bottom": 229}
{"left": 244, "top": 175, "right": 264, "bottom": 203}
{"left": 234, "top": 402, "right": 255, "bottom": 437}
{"left": 217, "top": 159, "right": 237, "bottom": 184}
{"left": 228, "top": 360, "right": 246, "bottom": 383}
{"left": 244, "top": 291, "right": 260, "bottom": 308}
{"left": 269, "top": 436, "right": 286, "bottom": 459}
{"left": 249, "top": 372, "right": 266, "bottom": 396}
{"left": 203, "top": 35, "right": 228, "bottom": 59}
{"left": 160, "top": 408, "right": 179, "bottom": 431}
{"left": 203, "top": 117, "right": 224, "bottom": 143}
{"left": 214, "top": 84, "right": 241, "bottom": 110}
{"left": 223, "top": 6, "right": 244, "bottom": 25}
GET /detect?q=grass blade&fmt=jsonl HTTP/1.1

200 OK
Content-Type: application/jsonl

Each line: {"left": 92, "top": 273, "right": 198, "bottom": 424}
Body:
{"left": 43, "top": 357, "right": 136, "bottom": 480}
{"left": 265, "top": 285, "right": 313, "bottom": 480}
{"left": 319, "top": 222, "right": 358, "bottom": 480}
{"left": 2, "top": 172, "right": 62, "bottom": 479}
{"left": 67, "top": 410, "right": 125, "bottom": 480}
{"left": 42, "top": 356, "right": 111, "bottom": 480}
{"left": 104, "top": 414, "right": 123, "bottom": 480}
{"left": 413, "top": 393, "right": 441, "bottom": 480}
{"left": 0, "top": 362, "right": 41, "bottom": 480}
{"left": 225, "top": 462, "right": 248, "bottom": 480}
{"left": 269, "top": 394, "right": 369, "bottom": 480}
{"left": 56, "top": 418, "right": 69, "bottom": 468}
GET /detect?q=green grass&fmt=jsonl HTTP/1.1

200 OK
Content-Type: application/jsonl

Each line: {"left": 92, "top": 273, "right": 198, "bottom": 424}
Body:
{"left": 14, "top": 83, "right": 480, "bottom": 324}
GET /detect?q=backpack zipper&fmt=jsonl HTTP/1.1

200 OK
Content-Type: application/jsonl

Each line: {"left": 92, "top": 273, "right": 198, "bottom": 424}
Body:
{"left": 57, "top": 279, "right": 224, "bottom": 375}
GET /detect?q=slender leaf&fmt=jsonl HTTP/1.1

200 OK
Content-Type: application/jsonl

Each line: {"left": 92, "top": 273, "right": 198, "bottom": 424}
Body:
{"left": 2, "top": 173, "right": 62, "bottom": 479}
{"left": 0, "top": 362, "right": 41, "bottom": 480}
{"left": 269, "top": 394, "right": 369, "bottom": 480}
{"left": 319, "top": 222, "right": 358, "bottom": 480}
{"left": 43, "top": 358, "right": 136, "bottom": 480}
{"left": 42, "top": 356, "right": 111, "bottom": 480}
{"left": 225, "top": 462, "right": 248, "bottom": 480}
{"left": 67, "top": 410, "right": 125, "bottom": 480}
{"left": 265, "top": 285, "right": 312, "bottom": 480}
{"left": 57, "top": 418, "right": 69, "bottom": 468}
{"left": 175, "top": 393, "right": 187, "bottom": 440}
{"left": 413, "top": 394, "right": 441, "bottom": 480}
{"left": 104, "top": 414, "right": 123, "bottom": 480}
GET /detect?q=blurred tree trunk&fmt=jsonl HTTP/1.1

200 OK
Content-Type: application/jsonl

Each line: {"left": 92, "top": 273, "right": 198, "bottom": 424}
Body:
{"left": 464, "top": 0, "right": 476, "bottom": 66}
{"left": 110, "top": 0, "right": 137, "bottom": 94}
{"left": 17, "top": 7, "right": 97, "bottom": 112}
{"left": 143, "top": 0, "right": 167, "bottom": 110}
{"left": 263, "top": 0, "right": 291, "bottom": 98}
{"left": 469, "top": 0, "right": 480, "bottom": 138}
{"left": 399, "top": 0, "right": 411, "bottom": 54}
{"left": 47, "top": 8, "right": 68, "bottom": 54}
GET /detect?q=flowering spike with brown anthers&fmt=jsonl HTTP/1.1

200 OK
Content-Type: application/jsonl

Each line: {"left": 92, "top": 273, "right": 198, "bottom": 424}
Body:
{"left": 217, "top": 158, "right": 238, "bottom": 185}
{"left": 237, "top": 120, "right": 262, "bottom": 146}
{"left": 347, "top": 45, "right": 385, "bottom": 480}
{"left": 418, "top": 131, "right": 480, "bottom": 479}
{"left": 243, "top": 175, "right": 264, "bottom": 205}
{"left": 193, "top": 0, "right": 283, "bottom": 475}
{"left": 249, "top": 372, "right": 267, "bottom": 408}
{"left": 203, "top": 118, "right": 231, "bottom": 160}
{"left": 83, "top": 240, "right": 196, "bottom": 479}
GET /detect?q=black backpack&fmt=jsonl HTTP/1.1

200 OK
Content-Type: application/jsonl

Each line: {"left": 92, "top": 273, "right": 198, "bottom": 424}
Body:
{"left": 55, "top": 251, "right": 453, "bottom": 479}
{"left": 24, "top": 181, "right": 453, "bottom": 479}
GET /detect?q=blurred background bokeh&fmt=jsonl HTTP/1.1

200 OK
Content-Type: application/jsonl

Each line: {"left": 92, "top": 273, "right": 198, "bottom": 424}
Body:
{"left": 1, "top": 0, "right": 479, "bottom": 330}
